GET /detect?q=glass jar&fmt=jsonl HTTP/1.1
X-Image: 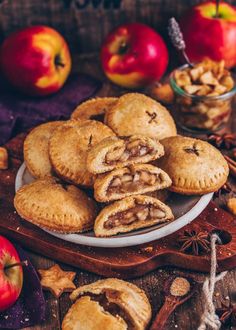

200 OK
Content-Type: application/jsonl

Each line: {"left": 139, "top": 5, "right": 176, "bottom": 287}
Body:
{"left": 170, "top": 64, "right": 236, "bottom": 133}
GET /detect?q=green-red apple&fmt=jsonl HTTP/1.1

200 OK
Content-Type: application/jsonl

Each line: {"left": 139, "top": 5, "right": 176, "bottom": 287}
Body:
{"left": 0, "top": 235, "right": 23, "bottom": 311}
{"left": 101, "top": 23, "right": 169, "bottom": 89}
{"left": 0, "top": 26, "right": 71, "bottom": 96}
{"left": 180, "top": 1, "right": 236, "bottom": 68}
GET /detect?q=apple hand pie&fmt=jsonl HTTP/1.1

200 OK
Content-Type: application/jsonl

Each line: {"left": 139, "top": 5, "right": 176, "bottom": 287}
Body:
{"left": 49, "top": 120, "right": 115, "bottom": 187}
{"left": 87, "top": 135, "right": 164, "bottom": 174}
{"left": 94, "top": 195, "right": 174, "bottom": 237}
{"left": 104, "top": 93, "right": 177, "bottom": 140}
{"left": 157, "top": 135, "right": 229, "bottom": 195}
{"left": 94, "top": 164, "right": 172, "bottom": 202}
{"left": 24, "top": 121, "right": 62, "bottom": 178}
{"left": 66, "top": 278, "right": 152, "bottom": 330}
{"left": 14, "top": 178, "right": 98, "bottom": 233}
{"left": 71, "top": 97, "right": 118, "bottom": 122}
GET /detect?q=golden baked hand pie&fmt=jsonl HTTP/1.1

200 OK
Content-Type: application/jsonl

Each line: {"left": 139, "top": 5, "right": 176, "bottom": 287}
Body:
{"left": 62, "top": 296, "right": 127, "bottom": 330}
{"left": 24, "top": 121, "right": 62, "bottom": 178}
{"left": 94, "top": 195, "right": 174, "bottom": 237}
{"left": 87, "top": 135, "right": 164, "bottom": 174}
{"left": 14, "top": 178, "right": 98, "bottom": 233}
{"left": 94, "top": 164, "right": 172, "bottom": 202}
{"left": 67, "top": 278, "right": 152, "bottom": 330}
{"left": 71, "top": 97, "right": 118, "bottom": 122}
{"left": 157, "top": 135, "right": 229, "bottom": 195}
{"left": 49, "top": 120, "right": 115, "bottom": 186}
{"left": 105, "top": 93, "right": 177, "bottom": 139}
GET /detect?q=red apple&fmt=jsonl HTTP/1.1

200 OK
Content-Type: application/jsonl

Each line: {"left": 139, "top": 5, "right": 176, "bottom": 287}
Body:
{"left": 180, "top": 1, "right": 236, "bottom": 68}
{"left": 0, "top": 26, "right": 72, "bottom": 96}
{"left": 101, "top": 23, "right": 169, "bottom": 89}
{"left": 0, "top": 235, "right": 23, "bottom": 311}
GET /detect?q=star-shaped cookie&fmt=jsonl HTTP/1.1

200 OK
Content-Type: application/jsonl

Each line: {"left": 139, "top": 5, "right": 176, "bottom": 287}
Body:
{"left": 38, "top": 264, "right": 76, "bottom": 298}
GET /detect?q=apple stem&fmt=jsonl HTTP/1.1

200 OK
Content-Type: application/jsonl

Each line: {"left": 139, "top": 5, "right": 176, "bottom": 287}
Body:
{"left": 4, "top": 260, "right": 28, "bottom": 270}
{"left": 215, "top": 0, "right": 220, "bottom": 18}
{"left": 55, "top": 55, "right": 65, "bottom": 68}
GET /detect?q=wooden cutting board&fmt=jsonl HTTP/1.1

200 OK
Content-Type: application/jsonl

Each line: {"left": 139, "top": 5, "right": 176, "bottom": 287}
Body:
{"left": 1, "top": 133, "right": 236, "bottom": 279}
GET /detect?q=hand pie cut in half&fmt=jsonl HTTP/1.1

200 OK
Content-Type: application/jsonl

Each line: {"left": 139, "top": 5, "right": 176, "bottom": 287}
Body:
{"left": 24, "top": 121, "right": 62, "bottom": 178}
{"left": 94, "top": 195, "right": 174, "bottom": 237}
{"left": 105, "top": 93, "right": 177, "bottom": 140}
{"left": 157, "top": 135, "right": 229, "bottom": 195}
{"left": 94, "top": 164, "right": 172, "bottom": 202}
{"left": 71, "top": 97, "right": 118, "bottom": 122}
{"left": 63, "top": 278, "right": 151, "bottom": 330}
{"left": 49, "top": 120, "right": 115, "bottom": 186}
{"left": 87, "top": 135, "right": 164, "bottom": 174}
{"left": 14, "top": 178, "right": 98, "bottom": 233}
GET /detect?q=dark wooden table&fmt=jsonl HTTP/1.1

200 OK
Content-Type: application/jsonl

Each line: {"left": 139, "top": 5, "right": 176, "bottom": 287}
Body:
{"left": 10, "top": 54, "right": 236, "bottom": 330}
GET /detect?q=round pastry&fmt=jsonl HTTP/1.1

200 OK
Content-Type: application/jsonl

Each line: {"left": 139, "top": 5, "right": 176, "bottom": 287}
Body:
{"left": 105, "top": 93, "right": 177, "bottom": 140}
{"left": 49, "top": 120, "right": 115, "bottom": 186}
{"left": 24, "top": 121, "right": 62, "bottom": 178}
{"left": 157, "top": 135, "right": 229, "bottom": 195}
{"left": 14, "top": 178, "right": 98, "bottom": 233}
{"left": 94, "top": 164, "right": 172, "bottom": 202}
{"left": 62, "top": 296, "right": 127, "bottom": 330}
{"left": 66, "top": 278, "right": 152, "bottom": 330}
{"left": 71, "top": 97, "right": 118, "bottom": 122}
{"left": 94, "top": 195, "right": 174, "bottom": 237}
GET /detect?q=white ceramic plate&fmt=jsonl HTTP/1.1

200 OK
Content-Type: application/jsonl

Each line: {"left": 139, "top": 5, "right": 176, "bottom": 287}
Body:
{"left": 15, "top": 163, "right": 213, "bottom": 248}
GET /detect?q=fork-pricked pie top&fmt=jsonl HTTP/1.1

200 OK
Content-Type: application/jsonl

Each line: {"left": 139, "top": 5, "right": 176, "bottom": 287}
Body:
{"left": 24, "top": 121, "right": 62, "bottom": 178}
{"left": 49, "top": 120, "right": 115, "bottom": 186}
{"left": 105, "top": 93, "right": 177, "bottom": 139}
{"left": 14, "top": 178, "right": 98, "bottom": 233}
{"left": 157, "top": 135, "right": 229, "bottom": 195}
{"left": 71, "top": 97, "right": 118, "bottom": 122}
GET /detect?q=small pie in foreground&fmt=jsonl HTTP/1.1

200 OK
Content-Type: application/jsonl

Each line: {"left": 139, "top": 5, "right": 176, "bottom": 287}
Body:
{"left": 87, "top": 135, "right": 164, "bottom": 174}
{"left": 105, "top": 93, "right": 177, "bottom": 140}
{"left": 71, "top": 97, "right": 118, "bottom": 122}
{"left": 14, "top": 178, "right": 98, "bottom": 233}
{"left": 157, "top": 135, "right": 229, "bottom": 195}
{"left": 63, "top": 278, "right": 151, "bottom": 330}
{"left": 49, "top": 120, "right": 115, "bottom": 186}
{"left": 94, "top": 164, "right": 172, "bottom": 202}
{"left": 94, "top": 195, "right": 174, "bottom": 237}
{"left": 24, "top": 121, "right": 62, "bottom": 178}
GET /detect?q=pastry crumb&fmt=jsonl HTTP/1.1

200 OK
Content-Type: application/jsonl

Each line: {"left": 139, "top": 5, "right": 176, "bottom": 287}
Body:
{"left": 227, "top": 198, "right": 236, "bottom": 215}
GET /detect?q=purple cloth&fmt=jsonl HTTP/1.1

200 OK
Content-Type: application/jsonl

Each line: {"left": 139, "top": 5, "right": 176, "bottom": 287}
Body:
{"left": 0, "top": 73, "right": 101, "bottom": 145}
{"left": 0, "top": 246, "right": 46, "bottom": 329}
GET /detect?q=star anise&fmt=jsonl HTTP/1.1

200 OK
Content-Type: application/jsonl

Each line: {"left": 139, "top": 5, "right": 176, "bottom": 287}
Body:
{"left": 216, "top": 302, "right": 236, "bottom": 327}
{"left": 207, "top": 133, "right": 236, "bottom": 150}
{"left": 178, "top": 230, "right": 210, "bottom": 256}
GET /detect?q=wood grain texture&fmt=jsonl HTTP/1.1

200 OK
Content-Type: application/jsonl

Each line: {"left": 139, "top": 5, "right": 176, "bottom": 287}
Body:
{"left": 0, "top": 55, "right": 236, "bottom": 330}
{"left": 1, "top": 0, "right": 236, "bottom": 53}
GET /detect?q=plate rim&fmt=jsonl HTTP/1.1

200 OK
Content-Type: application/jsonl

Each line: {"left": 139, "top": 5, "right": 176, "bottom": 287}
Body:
{"left": 15, "top": 163, "right": 213, "bottom": 248}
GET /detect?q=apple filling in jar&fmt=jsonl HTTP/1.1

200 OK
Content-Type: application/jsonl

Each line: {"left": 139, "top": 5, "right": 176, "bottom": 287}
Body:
{"left": 105, "top": 138, "right": 153, "bottom": 164}
{"left": 104, "top": 203, "right": 167, "bottom": 229}
{"left": 170, "top": 59, "right": 235, "bottom": 132}
{"left": 107, "top": 171, "right": 165, "bottom": 195}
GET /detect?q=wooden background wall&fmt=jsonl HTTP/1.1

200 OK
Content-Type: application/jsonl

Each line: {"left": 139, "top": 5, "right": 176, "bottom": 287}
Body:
{"left": 0, "top": 0, "right": 236, "bottom": 53}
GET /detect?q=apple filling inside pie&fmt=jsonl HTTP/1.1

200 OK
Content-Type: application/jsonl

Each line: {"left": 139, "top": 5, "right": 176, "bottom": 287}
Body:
{"left": 104, "top": 203, "right": 167, "bottom": 229}
{"left": 77, "top": 291, "right": 134, "bottom": 329}
{"left": 105, "top": 138, "right": 154, "bottom": 164}
{"left": 108, "top": 171, "right": 166, "bottom": 195}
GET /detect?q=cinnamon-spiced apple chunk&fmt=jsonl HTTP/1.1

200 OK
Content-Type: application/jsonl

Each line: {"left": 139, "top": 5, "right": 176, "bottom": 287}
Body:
{"left": 87, "top": 135, "right": 164, "bottom": 174}
{"left": 94, "top": 195, "right": 174, "bottom": 237}
{"left": 94, "top": 164, "right": 172, "bottom": 202}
